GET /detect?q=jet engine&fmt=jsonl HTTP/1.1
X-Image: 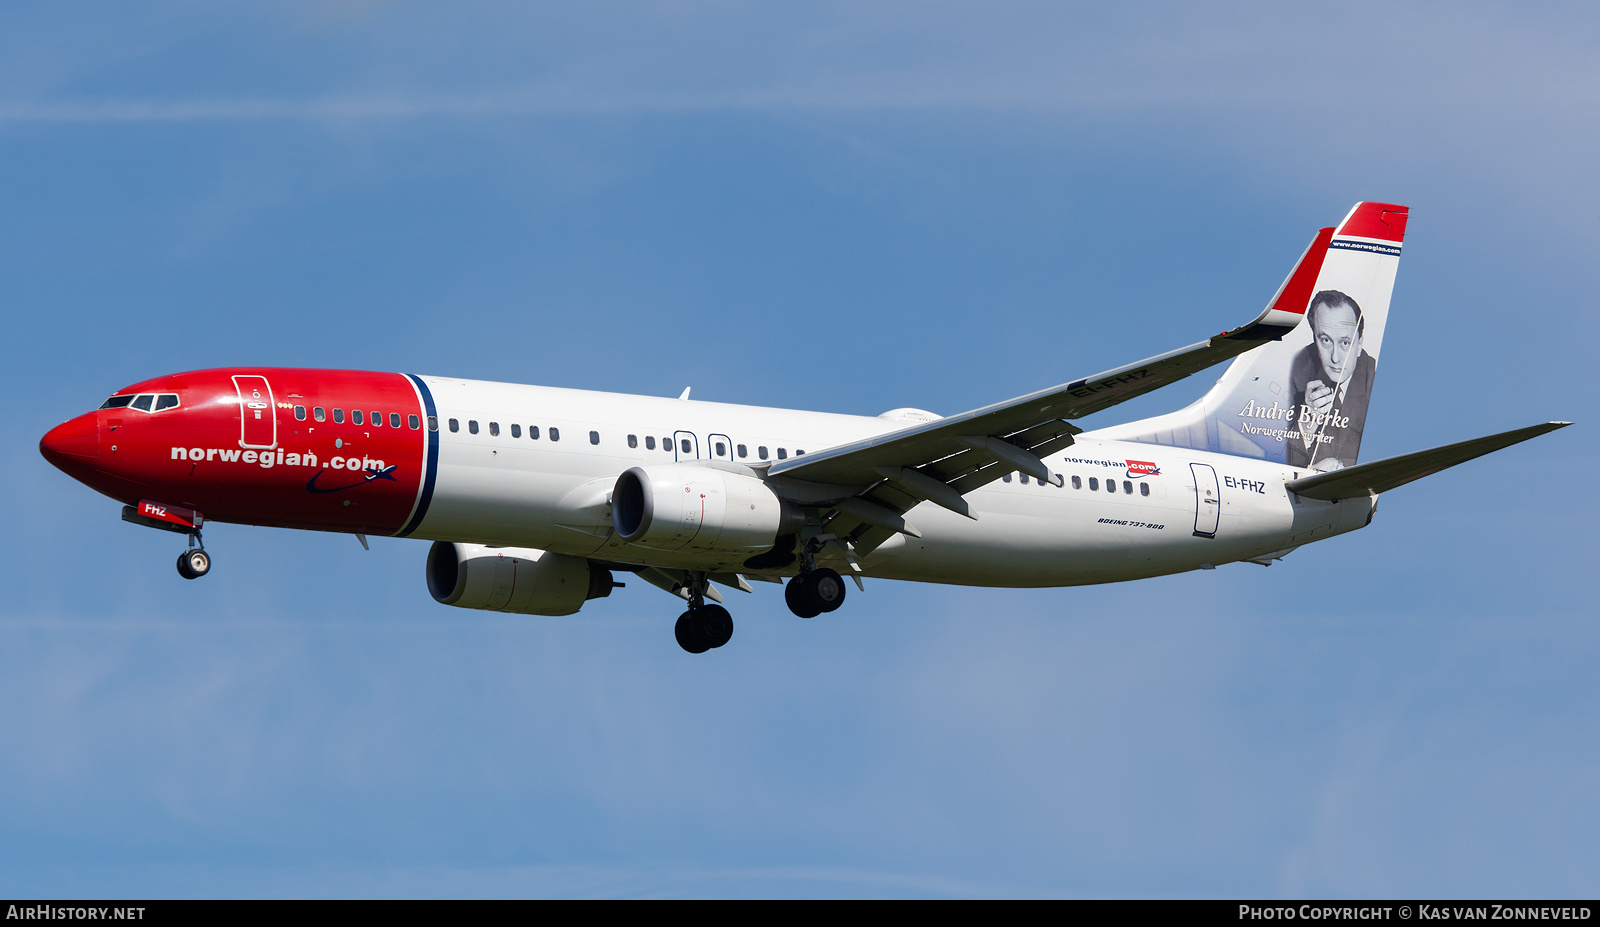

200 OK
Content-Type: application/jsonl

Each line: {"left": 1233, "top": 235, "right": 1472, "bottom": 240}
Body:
{"left": 612, "top": 464, "right": 802, "bottom": 554}
{"left": 426, "top": 542, "right": 616, "bottom": 616}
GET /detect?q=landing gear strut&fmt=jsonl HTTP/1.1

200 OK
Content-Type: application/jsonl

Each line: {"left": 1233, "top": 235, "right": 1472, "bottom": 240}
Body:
{"left": 176, "top": 531, "right": 210, "bottom": 580}
{"left": 673, "top": 575, "right": 734, "bottom": 653}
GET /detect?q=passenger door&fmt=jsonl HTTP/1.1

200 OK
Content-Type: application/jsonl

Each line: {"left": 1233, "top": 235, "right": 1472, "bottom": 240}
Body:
{"left": 1190, "top": 462, "right": 1220, "bottom": 538}
{"left": 232, "top": 375, "right": 277, "bottom": 449}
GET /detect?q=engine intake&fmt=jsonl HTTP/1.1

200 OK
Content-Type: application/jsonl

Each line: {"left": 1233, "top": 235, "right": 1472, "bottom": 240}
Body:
{"left": 612, "top": 464, "right": 801, "bottom": 554}
{"left": 426, "top": 542, "right": 616, "bottom": 616}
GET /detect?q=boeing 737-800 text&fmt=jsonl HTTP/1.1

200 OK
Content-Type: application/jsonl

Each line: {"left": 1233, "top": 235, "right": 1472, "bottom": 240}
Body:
{"left": 39, "top": 203, "right": 1568, "bottom": 652}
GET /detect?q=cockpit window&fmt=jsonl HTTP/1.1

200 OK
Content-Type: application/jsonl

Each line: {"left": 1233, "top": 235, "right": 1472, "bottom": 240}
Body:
{"left": 105, "top": 393, "right": 180, "bottom": 412}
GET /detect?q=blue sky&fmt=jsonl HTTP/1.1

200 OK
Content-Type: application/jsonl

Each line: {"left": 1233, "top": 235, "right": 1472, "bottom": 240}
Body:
{"left": 2, "top": 2, "right": 1597, "bottom": 897}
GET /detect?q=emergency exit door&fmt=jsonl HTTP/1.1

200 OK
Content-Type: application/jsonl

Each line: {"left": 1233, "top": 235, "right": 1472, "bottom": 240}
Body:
{"left": 673, "top": 430, "right": 699, "bottom": 462}
{"left": 1191, "top": 462, "right": 1220, "bottom": 538}
{"left": 233, "top": 375, "right": 277, "bottom": 449}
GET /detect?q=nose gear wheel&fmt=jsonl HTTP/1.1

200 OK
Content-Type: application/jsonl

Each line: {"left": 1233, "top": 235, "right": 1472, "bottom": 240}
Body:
{"left": 176, "top": 547, "right": 211, "bottom": 579}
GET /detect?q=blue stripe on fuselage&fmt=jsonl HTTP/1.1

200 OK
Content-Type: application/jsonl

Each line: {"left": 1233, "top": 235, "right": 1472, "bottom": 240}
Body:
{"left": 397, "top": 374, "right": 439, "bottom": 537}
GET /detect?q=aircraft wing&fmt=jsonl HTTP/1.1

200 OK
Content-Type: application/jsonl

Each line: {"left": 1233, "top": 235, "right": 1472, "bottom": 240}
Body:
{"left": 765, "top": 227, "right": 1335, "bottom": 558}
{"left": 1286, "top": 422, "right": 1571, "bottom": 501}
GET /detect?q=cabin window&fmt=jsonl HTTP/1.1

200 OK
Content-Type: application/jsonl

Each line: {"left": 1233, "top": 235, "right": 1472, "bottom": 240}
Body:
{"left": 590, "top": 431, "right": 600, "bottom": 445}
{"left": 1019, "top": 473, "right": 1029, "bottom": 484}
{"left": 1088, "top": 477, "right": 1098, "bottom": 490}
{"left": 714, "top": 441, "right": 726, "bottom": 456}
{"left": 99, "top": 395, "right": 135, "bottom": 410}
{"left": 353, "top": 410, "right": 364, "bottom": 425}
{"left": 512, "top": 424, "right": 522, "bottom": 438}
{"left": 293, "top": 405, "right": 306, "bottom": 421}
{"left": 448, "top": 418, "right": 458, "bottom": 432}
{"left": 312, "top": 407, "right": 325, "bottom": 422}
{"left": 488, "top": 422, "right": 500, "bottom": 436}
{"left": 627, "top": 434, "right": 637, "bottom": 448}
{"left": 1071, "top": 475, "right": 1082, "bottom": 489}
{"left": 777, "top": 448, "right": 787, "bottom": 460}
{"left": 758, "top": 446, "right": 768, "bottom": 460}
{"left": 529, "top": 425, "right": 540, "bottom": 440}
{"left": 1106, "top": 479, "right": 1116, "bottom": 493}
{"left": 372, "top": 411, "right": 383, "bottom": 427}
{"left": 1124, "top": 481, "right": 1133, "bottom": 494}
{"left": 154, "top": 394, "right": 180, "bottom": 412}
{"left": 333, "top": 408, "right": 345, "bottom": 423}
{"left": 737, "top": 444, "right": 747, "bottom": 458}
{"left": 1140, "top": 482, "right": 1150, "bottom": 497}
{"left": 390, "top": 413, "right": 402, "bottom": 429}
{"left": 680, "top": 438, "right": 691, "bottom": 453}
{"left": 409, "top": 414, "right": 419, "bottom": 430}
{"left": 645, "top": 436, "right": 655, "bottom": 450}
{"left": 549, "top": 427, "right": 560, "bottom": 441}
{"left": 427, "top": 416, "right": 438, "bottom": 432}
{"left": 1003, "top": 472, "right": 1012, "bottom": 483}
{"left": 796, "top": 450, "right": 804, "bottom": 456}
{"left": 468, "top": 420, "right": 479, "bottom": 434}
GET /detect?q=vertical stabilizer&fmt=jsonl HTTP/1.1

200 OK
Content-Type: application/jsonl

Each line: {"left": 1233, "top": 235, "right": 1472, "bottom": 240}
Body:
{"left": 1099, "top": 202, "right": 1408, "bottom": 472}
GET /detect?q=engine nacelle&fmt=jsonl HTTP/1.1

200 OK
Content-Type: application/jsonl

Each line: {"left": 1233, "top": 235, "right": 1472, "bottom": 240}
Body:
{"left": 426, "top": 542, "right": 615, "bottom": 616}
{"left": 612, "top": 464, "right": 801, "bottom": 553}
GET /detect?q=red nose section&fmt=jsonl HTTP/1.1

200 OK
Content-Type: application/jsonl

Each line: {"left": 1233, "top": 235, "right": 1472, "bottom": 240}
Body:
{"left": 40, "top": 413, "right": 100, "bottom": 468}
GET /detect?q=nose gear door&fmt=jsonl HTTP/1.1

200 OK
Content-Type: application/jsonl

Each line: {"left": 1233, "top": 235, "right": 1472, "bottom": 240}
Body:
{"left": 233, "top": 375, "right": 277, "bottom": 449}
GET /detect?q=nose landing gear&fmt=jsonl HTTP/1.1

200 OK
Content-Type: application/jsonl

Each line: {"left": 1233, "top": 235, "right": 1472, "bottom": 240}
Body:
{"left": 175, "top": 531, "right": 210, "bottom": 579}
{"left": 120, "top": 503, "right": 212, "bottom": 580}
{"left": 176, "top": 546, "right": 211, "bottom": 579}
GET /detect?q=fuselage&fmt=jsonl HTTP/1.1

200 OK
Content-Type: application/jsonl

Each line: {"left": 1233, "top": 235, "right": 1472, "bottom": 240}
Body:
{"left": 39, "top": 367, "right": 1374, "bottom": 587}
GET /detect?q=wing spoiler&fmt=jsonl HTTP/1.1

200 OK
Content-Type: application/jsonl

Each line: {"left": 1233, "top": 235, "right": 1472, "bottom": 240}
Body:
{"left": 1286, "top": 422, "right": 1571, "bottom": 501}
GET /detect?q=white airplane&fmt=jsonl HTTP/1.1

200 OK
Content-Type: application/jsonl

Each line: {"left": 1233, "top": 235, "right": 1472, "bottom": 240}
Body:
{"left": 40, "top": 201, "right": 1568, "bottom": 652}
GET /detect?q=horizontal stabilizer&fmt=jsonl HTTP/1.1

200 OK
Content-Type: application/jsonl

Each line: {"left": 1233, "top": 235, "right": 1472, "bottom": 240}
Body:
{"left": 1286, "top": 422, "right": 1570, "bottom": 501}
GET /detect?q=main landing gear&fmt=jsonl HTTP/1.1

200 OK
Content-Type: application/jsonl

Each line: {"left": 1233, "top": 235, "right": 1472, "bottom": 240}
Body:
{"left": 675, "top": 603, "right": 734, "bottom": 654}
{"left": 176, "top": 532, "right": 210, "bottom": 580}
{"left": 785, "top": 567, "right": 846, "bottom": 619}
{"left": 669, "top": 572, "right": 735, "bottom": 654}
{"left": 666, "top": 556, "right": 849, "bottom": 652}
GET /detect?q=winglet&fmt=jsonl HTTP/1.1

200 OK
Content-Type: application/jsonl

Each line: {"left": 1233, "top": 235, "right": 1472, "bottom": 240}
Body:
{"left": 1222, "top": 226, "right": 1335, "bottom": 342}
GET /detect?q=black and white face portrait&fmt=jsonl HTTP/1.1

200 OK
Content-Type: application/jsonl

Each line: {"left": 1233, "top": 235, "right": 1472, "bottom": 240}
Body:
{"left": 1309, "top": 299, "right": 1363, "bottom": 388}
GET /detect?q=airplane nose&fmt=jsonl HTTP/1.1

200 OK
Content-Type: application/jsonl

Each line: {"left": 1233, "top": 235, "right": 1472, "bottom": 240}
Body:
{"left": 40, "top": 413, "right": 100, "bottom": 468}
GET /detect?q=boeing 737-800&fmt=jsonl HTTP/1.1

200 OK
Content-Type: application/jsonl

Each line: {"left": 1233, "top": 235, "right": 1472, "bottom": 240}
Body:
{"left": 39, "top": 202, "right": 1568, "bottom": 652}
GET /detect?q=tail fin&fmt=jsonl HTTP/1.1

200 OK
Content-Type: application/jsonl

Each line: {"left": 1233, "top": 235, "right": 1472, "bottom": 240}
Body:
{"left": 1101, "top": 202, "right": 1408, "bottom": 472}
